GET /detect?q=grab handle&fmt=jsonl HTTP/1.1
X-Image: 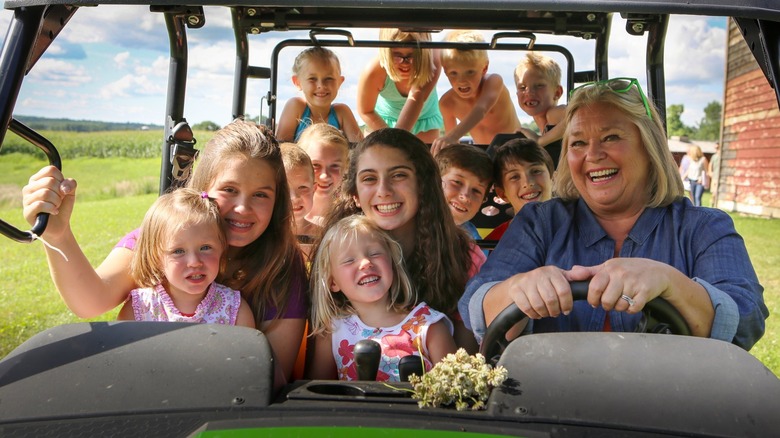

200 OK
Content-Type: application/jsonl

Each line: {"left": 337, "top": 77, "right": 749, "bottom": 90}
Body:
{"left": 0, "top": 118, "right": 62, "bottom": 243}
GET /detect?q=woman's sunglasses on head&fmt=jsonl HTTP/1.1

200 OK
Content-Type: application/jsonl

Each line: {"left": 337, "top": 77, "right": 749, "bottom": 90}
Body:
{"left": 569, "top": 77, "right": 653, "bottom": 120}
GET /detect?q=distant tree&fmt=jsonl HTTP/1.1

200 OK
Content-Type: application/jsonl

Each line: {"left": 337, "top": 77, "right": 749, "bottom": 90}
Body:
{"left": 193, "top": 121, "right": 220, "bottom": 131}
{"left": 695, "top": 101, "right": 721, "bottom": 141}
{"left": 666, "top": 104, "right": 695, "bottom": 138}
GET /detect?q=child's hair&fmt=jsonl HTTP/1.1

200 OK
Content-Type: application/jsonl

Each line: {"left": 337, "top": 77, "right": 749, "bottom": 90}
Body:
{"left": 435, "top": 143, "right": 494, "bottom": 190}
{"left": 320, "top": 128, "right": 473, "bottom": 315}
{"left": 292, "top": 46, "right": 341, "bottom": 75}
{"left": 310, "top": 215, "right": 415, "bottom": 335}
{"left": 297, "top": 123, "right": 350, "bottom": 156}
{"left": 491, "top": 138, "right": 554, "bottom": 189}
{"left": 378, "top": 28, "right": 436, "bottom": 88}
{"left": 280, "top": 142, "right": 314, "bottom": 177}
{"left": 440, "top": 30, "right": 488, "bottom": 67}
{"left": 187, "top": 119, "right": 305, "bottom": 322}
{"left": 131, "top": 188, "right": 226, "bottom": 288}
{"left": 514, "top": 52, "right": 562, "bottom": 89}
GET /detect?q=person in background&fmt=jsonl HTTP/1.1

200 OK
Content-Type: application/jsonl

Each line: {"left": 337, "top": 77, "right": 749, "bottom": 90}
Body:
{"left": 709, "top": 142, "right": 721, "bottom": 207}
{"left": 358, "top": 29, "right": 443, "bottom": 143}
{"left": 431, "top": 30, "right": 521, "bottom": 154}
{"left": 460, "top": 78, "right": 767, "bottom": 351}
{"left": 118, "top": 188, "right": 255, "bottom": 328}
{"left": 276, "top": 46, "right": 363, "bottom": 143}
{"left": 307, "top": 215, "right": 456, "bottom": 381}
{"left": 683, "top": 144, "right": 709, "bottom": 207}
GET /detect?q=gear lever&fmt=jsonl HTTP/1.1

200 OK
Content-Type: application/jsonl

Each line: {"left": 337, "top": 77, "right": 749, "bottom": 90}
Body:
{"left": 354, "top": 339, "right": 381, "bottom": 381}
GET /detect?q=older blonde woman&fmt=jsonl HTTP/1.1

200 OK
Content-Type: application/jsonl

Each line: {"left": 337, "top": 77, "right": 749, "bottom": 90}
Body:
{"left": 459, "top": 78, "right": 767, "bottom": 350}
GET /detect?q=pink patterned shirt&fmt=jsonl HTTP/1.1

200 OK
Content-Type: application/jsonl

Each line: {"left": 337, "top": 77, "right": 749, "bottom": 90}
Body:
{"left": 331, "top": 302, "right": 453, "bottom": 382}
{"left": 130, "top": 282, "right": 240, "bottom": 325}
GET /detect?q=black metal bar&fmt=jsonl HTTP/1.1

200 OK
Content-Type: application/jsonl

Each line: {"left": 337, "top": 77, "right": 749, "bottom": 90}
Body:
{"left": 160, "top": 12, "right": 189, "bottom": 194}
{"left": 0, "top": 6, "right": 44, "bottom": 147}
{"left": 593, "top": 13, "right": 611, "bottom": 81}
{"left": 232, "top": 8, "right": 250, "bottom": 120}
{"left": 646, "top": 14, "right": 669, "bottom": 130}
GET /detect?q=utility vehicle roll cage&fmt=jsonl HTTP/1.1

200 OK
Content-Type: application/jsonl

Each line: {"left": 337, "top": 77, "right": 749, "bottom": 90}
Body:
{"left": 1, "top": 0, "right": 780, "bottom": 244}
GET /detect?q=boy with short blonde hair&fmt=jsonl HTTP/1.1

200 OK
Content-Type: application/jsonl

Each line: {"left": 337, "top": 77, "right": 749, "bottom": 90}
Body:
{"left": 431, "top": 30, "right": 521, "bottom": 154}
{"left": 514, "top": 52, "right": 566, "bottom": 166}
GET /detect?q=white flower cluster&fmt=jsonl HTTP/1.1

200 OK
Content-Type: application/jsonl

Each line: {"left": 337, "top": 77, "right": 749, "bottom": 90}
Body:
{"left": 408, "top": 348, "right": 508, "bottom": 411}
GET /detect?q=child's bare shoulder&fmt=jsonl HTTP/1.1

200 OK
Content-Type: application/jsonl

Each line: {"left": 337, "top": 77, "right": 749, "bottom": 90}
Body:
{"left": 333, "top": 102, "right": 356, "bottom": 114}
{"left": 547, "top": 104, "right": 567, "bottom": 124}
{"left": 282, "top": 96, "right": 308, "bottom": 112}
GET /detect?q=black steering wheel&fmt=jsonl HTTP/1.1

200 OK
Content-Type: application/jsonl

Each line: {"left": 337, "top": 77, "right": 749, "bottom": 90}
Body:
{"left": 479, "top": 280, "right": 692, "bottom": 363}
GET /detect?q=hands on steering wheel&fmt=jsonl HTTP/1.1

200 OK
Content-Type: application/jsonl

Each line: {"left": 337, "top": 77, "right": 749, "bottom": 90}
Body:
{"left": 479, "top": 280, "right": 691, "bottom": 364}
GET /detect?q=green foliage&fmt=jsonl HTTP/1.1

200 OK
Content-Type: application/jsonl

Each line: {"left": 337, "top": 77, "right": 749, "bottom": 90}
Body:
{"left": 0, "top": 194, "right": 155, "bottom": 354}
{"left": 1, "top": 130, "right": 165, "bottom": 159}
{"left": 193, "top": 121, "right": 221, "bottom": 131}
{"left": 696, "top": 101, "right": 722, "bottom": 141}
{"left": 1, "top": 129, "right": 217, "bottom": 159}
{"left": 15, "top": 115, "right": 162, "bottom": 132}
{"left": 666, "top": 104, "right": 695, "bottom": 138}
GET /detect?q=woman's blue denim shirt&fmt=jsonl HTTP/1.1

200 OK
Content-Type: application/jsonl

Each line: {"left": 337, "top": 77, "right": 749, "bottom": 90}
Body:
{"left": 459, "top": 198, "right": 768, "bottom": 350}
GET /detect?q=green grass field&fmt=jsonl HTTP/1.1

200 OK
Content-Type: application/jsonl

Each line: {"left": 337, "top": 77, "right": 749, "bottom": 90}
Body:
{"left": 0, "top": 155, "right": 777, "bottom": 376}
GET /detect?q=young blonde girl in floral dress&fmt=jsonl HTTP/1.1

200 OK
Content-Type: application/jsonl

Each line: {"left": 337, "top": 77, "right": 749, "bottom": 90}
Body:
{"left": 307, "top": 215, "right": 456, "bottom": 382}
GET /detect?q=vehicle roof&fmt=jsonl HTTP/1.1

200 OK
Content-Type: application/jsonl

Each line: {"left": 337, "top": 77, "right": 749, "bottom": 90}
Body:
{"left": 4, "top": 0, "right": 780, "bottom": 23}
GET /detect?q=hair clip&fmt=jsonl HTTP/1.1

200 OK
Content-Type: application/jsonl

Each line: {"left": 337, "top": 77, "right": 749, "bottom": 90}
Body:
{"left": 200, "top": 191, "right": 209, "bottom": 199}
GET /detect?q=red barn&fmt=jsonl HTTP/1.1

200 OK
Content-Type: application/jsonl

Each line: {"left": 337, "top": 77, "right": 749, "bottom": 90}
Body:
{"left": 718, "top": 19, "right": 780, "bottom": 217}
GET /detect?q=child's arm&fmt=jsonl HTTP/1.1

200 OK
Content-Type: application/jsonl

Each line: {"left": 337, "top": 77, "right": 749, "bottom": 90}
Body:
{"left": 334, "top": 104, "right": 365, "bottom": 142}
{"left": 117, "top": 299, "right": 134, "bottom": 320}
{"left": 22, "top": 167, "right": 139, "bottom": 318}
{"left": 357, "top": 59, "right": 390, "bottom": 132}
{"left": 235, "top": 298, "right": 256, "bottom": 329}
{"left": 431, "top": 91, "right": 459, "bottom": 154}
{"left": 431, "top": 74, "right": 505, "bottom": 154}
{"left": 395, "top": 53, "right": 442, "bottom": 132}
{"left": 426, "top": 320, "right": 458, "bottom": 364}
{"left": 275, "top": 97, "right": 306, "bottom": 142}
{"left": 535, "top": 104, "right": 567, "bottom": 147}
{"left": 306, "top": 332, "right": 338, "bottom": 379}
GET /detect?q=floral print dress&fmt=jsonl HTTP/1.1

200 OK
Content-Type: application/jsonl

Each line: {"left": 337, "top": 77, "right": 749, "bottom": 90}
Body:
{"left": 130, "top": 282, "right": 241, "bottom": 325}
{"left": 331, "top": 302, "right": 453, "bottom": 382}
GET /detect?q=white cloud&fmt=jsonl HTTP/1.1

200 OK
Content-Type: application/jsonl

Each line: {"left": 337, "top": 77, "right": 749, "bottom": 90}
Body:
{"left": 100, "top": 73, "right": 165, "bottom": 99}
{"left": 28, "top": 59, "right": 92, "bottom": 86}
{"left": 114, "top": 51, "right": 130, "bottom": 68}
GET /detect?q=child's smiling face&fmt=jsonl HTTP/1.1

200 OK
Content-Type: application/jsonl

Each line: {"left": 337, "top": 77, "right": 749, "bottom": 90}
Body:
{"left": 515, "top": 67, "right": 562, "bottom": 118}
{"left": 440, "top": 166, "right": 489, "bottom": 226}
{"left": 292, "top": 57, "right": 344, "bottom": 108}
{"left": 496, "top": 159, "right": 553, "bottom": 213}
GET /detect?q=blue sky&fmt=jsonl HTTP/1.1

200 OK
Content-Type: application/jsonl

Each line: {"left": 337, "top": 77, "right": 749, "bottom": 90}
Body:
{"left": 0, "top": 6, "right": 728, "bottom": 128}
